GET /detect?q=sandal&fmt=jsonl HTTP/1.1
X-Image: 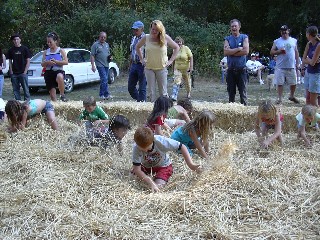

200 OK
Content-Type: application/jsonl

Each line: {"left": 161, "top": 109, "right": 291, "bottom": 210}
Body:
{"left": 275, "top": 100, "right": 282, "bottom": 105}
{"left": 288, "top": 97, "right": 300, "bottom": 104}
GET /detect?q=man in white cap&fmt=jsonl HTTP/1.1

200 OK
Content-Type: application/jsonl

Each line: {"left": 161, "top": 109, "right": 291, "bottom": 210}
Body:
{"left": 270, "top": 24, "right": 300, "bottom": 104}
{"left": 128, "top": 21, "right": 146, "bottom": 102}
{"left": 246, "top": 53, "right": 265, "bottom": 85}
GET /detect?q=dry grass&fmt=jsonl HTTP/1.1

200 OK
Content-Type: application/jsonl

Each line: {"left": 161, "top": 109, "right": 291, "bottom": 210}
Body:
{"left": 0, "top": 101, "right": 319, "bottom": 239}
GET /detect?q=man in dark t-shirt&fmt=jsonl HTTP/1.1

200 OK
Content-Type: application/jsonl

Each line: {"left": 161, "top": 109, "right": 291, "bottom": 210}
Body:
{"left": 223, "top": 19, "right": 249, "bottom": 106}
{"left": 7, "top": 33, "right": 31, "bottom": 101}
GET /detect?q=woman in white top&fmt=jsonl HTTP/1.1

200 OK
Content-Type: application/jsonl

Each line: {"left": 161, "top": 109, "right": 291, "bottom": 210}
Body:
{"left": 136, "top": 20, "right": 179, "bottom": 102}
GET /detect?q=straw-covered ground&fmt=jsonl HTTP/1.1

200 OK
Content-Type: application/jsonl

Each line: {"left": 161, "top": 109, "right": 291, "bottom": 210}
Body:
{"left": 0, "top": 101, "right": 319, "bottom": 239}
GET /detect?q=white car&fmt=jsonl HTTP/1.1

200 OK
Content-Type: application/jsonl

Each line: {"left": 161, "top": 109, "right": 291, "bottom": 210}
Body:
{"left": 27, "top": 48, "right": 120, "bottom": 93}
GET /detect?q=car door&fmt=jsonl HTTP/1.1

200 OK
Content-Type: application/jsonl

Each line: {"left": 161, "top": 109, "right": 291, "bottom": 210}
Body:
{"left": 66, "top": 50, "right": 87, "bottom": 84}
{"left": 81, "top": 50, "right": 100, "bottom": 82}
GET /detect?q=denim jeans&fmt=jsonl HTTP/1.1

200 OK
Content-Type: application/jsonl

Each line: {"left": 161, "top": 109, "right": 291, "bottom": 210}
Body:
{"left": 11, "top": 73, "right": 30, "bottom": 101}
{"left": 128, "top": 63, "right": 146, "bottom": 101}
{"left": 97, "top": 66, "right": 110, "bottom": 98}
{"left": 226, "top": 68, "right": 247, "bottom": 105}
{"left": 0, "top": 74, "right": 4, "bottom": 97}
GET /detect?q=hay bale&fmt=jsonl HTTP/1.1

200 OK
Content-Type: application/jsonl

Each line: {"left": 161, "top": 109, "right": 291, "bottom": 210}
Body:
{"left": 53, "top": 101, "right": 302, "bottom": 133}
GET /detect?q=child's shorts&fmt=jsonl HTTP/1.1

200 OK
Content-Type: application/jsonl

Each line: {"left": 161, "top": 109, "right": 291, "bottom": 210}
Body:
{"left": 141, "top": 164, "right": 173, "bottom": 182}
{"left": 41, "top": 101, "right": 55, "bottom": 114}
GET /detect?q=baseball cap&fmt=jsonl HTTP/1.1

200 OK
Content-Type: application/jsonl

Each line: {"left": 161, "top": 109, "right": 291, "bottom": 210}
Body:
{"left": 250, "top": 53, "right": 256, "bottom": 57}
{"left": 10, "top": 33, "right": 20, "bottom": 40}
{"left": 280, "top": 25, "right": 289, "bottom": 31}
{"left": 131, "top": 21, "right": 144, "bottom": 29}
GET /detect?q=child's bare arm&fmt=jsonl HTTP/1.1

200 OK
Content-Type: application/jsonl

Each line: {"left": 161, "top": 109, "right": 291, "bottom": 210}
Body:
{"left": 163, "top": 122, "right": 171, "bottom": 130}
{"left": 189, "top": 129, "right": 208, "bottom": 158}
{"left": 180, "top": 144, "right": 201, "bottom": 172}
{"left": 20, "top": 112, "right": 28, "bottom": 129}
{"left": 154, "top": 124, "right": 164, "bottom": 136}
{"left": 262, "top": 114, "right": 282, "bottom": 148}
{"left": 298, "top": 126, "right": 310, "bottom": 146}
{"left": 203, "top": 139, "right": 209, "bottom": 153}
{"left": 180, "top": 108, "right": 191, "bottom": 122}
{"left": 132, "top": 165, "right": 160, "bottom": 192}
{"left": 255, "top": 115, "right": 261, "bottom": 137}
{"left": 93, "top": 119, "right": 110, "bottom": 125}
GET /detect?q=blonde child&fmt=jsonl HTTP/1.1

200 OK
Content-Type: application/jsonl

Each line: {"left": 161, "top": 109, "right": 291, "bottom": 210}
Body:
{"left": 296, "top": 105, "right": 320, "bottom": 147}
{"left": 131, "top": 127, "right": 201, "bottom": 192}
{"left": 171, "top": 109, "right": 215, "bottom": 159}
{"left": 79, "top": 96, "right": 110, "bottom": 140}
{"left": 165, "top": 97, "right": 193, "bottom": 128}
{"left": 146, "top": 96, "right": 172, "bottom": 136}
{"left": 255, "top": 100, "right": 283, "bottom": 148}
{"left": 5, "top": 99, "right": 58, "bottom": 132}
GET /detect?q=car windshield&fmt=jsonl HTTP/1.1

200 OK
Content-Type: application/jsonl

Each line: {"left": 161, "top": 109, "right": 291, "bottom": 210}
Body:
{"left": 30, "top": 51, "right": 44, "bottom": 63}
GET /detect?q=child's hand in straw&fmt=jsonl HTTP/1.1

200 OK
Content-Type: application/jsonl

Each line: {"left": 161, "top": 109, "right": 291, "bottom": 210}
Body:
{"left": 150, "top": 183, "right": 160, "bottom": 193}
{"left": 260, "top": 139, "right": 271, "bottom": 149}
{"left": 190, "top": 164, "right": 203, "bottom": 174}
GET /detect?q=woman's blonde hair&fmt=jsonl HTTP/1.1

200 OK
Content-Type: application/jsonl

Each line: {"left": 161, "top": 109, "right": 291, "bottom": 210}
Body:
{"left": 257, "top": 100, "right": 277, "bottom": 120}
{"left": 183, "top": 109, "right": 215, "bottom": 142}
{"left": 301, "top": 104, "right": 316, "bottom": 117}
{"left": 150, "top": 20, "right": 166, "bottom": 47}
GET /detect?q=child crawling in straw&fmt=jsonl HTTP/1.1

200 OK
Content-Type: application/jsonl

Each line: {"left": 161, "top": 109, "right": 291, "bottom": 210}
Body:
{"left": 102, "top": 114, "right": 131, "bottom": 154}
{"left": 296, "top": 104, "right": 320, "bottom": 147}
{"left": 79, "top": 96, "right": 109, "bottom": 142}
{"left": 5, "top": 99, "right": 58, "bottom": 132}
{"left": 165, "top": 97, "right": 193, "bottom": 128}
{"left": 171, "top": 109, "right": 215, "bottom": 159}
{"left": 131, "top": 127, "right": 201, "bottom": 192}
{"left": 255, "top": 100, "right": 283, "bottom": 148}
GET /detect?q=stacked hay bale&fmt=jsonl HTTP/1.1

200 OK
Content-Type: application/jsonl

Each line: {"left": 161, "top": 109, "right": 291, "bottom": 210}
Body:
{"left": 53, "top": 101, "right": 302, "bottom": 133}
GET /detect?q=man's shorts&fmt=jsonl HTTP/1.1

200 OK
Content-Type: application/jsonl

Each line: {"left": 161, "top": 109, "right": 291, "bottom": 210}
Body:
{"left": 266, "top": 74, "right": 275, "bottom": 85}
{"left": 303, "top": 72, "right": 320, "bottom": 94}
{"left": 141, "top": 164, "right": 173, "bottom": 182}
{"left": 275, "top": 68, "right": 297, "bottom": 85}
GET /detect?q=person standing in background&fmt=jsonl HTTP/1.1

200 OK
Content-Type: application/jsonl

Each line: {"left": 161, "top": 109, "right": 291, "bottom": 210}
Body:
{"left": 128, "top": 21, "right": 146, "bottom": 102}
{"left": 223, "top": 19, "right": 249, "bottom": 106}
{"left": 219, "top": 56, "right": 228, "bottom": 84}
{"left": 301, "top": 26, "right": 320, "bottom": 107}
{"left": 7, "top": 33, "right": 31, "bottom": 101}
{"left": 41, "top": 32, "right": 68, "bottom": 102}
{"left": 0, "top": 47, "right": 6, "bottom": 98}
{"left": 90, "top": 32, "right": 112, "bottom": 101}
{"left": 270, "top": 25, "right": 300, "bottom": 104}
{"left": 170, "top": 36, "right": 193, "bottom": 101}
{"left": 136, "top": 20, "right": 179, "bottom": 102}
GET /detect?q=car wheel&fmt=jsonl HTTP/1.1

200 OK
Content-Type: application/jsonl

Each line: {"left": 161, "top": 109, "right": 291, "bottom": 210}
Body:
{"left": 29, "top": 87, "right": 39, "bottom": 93}
{"left": 108, "top": 68, "right": 116, "bottom": 84}
{"left": 64, "top": 75, "right": 74, "bottom": 93}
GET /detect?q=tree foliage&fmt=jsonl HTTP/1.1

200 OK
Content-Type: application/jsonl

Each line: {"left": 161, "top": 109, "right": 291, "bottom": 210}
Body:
{"left": 0, "top": 0, "right": 319, "bottom": 76}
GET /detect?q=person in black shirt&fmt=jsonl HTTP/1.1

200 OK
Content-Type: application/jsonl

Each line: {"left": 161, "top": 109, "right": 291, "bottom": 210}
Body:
{"left": 7, "top": 33, "right": 32, "bottom": 101}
